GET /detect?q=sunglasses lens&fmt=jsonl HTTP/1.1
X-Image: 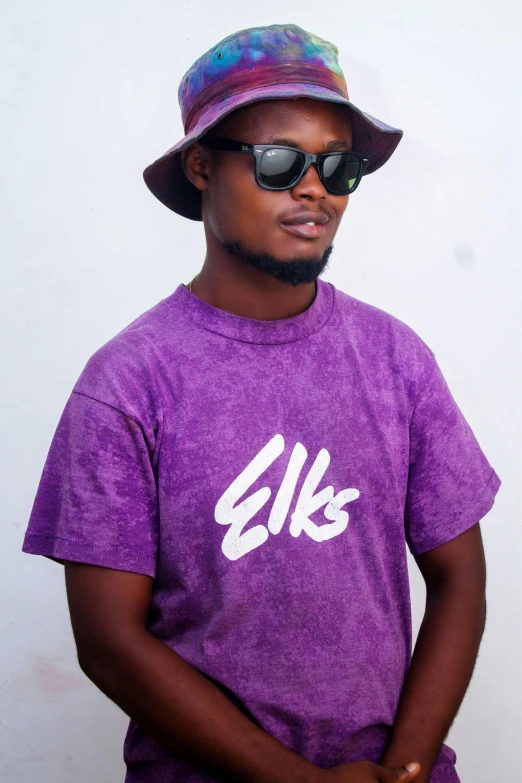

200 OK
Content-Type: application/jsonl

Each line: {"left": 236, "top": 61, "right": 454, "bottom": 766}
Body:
{"left": 258, "top": 149, "right": 305, "bottom": 189}
{"left": 322, "top": 154, "right": 361, "bottom": 194}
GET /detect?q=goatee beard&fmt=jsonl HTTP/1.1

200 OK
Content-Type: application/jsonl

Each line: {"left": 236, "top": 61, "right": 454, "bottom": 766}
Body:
{"left": 222, "top": 240, "right": 334, "bottom": 286}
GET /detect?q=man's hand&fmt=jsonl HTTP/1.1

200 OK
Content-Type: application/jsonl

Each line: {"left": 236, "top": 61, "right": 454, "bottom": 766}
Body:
{"left": 323, "top": 760, "right": 420, "bottom": 782}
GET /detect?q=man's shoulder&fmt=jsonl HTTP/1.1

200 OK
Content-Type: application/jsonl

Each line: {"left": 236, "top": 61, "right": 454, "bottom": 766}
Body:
{"left": 71, "top": 291, "right": 183, "bottom": 421}
{"left": 334, "top": 286, "right": 432, "bottom": 348}
{"left": 332, "top": 284, "right": 437, "bottom": 388}
{"left": 334, "top": 285, "right": 423, "bottom": 339}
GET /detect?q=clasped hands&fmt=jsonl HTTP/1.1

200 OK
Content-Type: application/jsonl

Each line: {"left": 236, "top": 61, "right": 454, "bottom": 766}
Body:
{"left": 320, "top": 759, "right": 421, "bottom": 782}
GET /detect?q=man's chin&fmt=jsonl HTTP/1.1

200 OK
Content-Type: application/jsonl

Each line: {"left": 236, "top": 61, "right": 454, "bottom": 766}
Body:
{"left": 223, "top": 240, "right": 334, "bottom": 287}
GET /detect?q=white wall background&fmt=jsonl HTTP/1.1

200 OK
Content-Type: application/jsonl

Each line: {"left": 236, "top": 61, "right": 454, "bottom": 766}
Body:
{"left": 1, "top": 1, "right": 520, "bottom": 781}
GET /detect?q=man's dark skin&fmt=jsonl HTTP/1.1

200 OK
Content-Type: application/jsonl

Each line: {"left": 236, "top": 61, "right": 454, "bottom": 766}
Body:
{"left": 64, "top": 97, "right": 487, "bottom": 783}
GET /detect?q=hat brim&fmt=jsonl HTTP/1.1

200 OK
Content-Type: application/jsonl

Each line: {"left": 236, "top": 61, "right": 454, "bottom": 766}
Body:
{"left": 143, "top": 83, "right": 403, "bottom": 221}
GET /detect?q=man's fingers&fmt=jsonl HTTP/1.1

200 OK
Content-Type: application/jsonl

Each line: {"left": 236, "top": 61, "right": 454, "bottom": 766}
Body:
{"left": 381, "top": 762, "right": 421, "bottom": 782}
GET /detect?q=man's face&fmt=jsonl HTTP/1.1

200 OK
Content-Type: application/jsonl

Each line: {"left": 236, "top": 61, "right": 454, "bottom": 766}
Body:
{"left": 186, "top": 98, "right": 353, "bottom": 268}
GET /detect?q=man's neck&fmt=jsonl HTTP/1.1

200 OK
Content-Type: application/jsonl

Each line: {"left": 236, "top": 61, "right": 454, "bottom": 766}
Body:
{"left": 189, "top": 255, "right": 318, "bottom": 321}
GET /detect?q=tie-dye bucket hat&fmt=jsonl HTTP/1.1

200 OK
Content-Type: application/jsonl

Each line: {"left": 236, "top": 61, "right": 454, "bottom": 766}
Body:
{"left": 143, "top": 24, "right": 403, "bottom": 220}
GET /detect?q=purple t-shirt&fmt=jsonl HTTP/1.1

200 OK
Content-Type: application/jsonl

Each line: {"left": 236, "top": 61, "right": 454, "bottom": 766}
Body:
{"left": 22, "top": 279, "right": 501, "bottom": 782}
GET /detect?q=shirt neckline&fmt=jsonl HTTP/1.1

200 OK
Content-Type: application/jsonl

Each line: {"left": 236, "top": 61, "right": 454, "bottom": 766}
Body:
{"left": 172, "top": 277, "right": 335, "bottom": 345}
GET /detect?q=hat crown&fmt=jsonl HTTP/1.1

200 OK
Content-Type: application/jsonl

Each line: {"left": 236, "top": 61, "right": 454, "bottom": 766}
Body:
{"left": 178, "top": 24, "right": 346, "bottom": 125}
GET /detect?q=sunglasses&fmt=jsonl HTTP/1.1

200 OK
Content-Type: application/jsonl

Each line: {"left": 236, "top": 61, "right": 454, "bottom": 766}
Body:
{"left": 203, "top": 137, "right": 371, "bottom": 196}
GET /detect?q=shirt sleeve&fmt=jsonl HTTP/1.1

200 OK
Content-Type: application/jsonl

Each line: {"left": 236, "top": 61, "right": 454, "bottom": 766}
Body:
{"left": 404, "top": 356, "right": 501, "bottom": 556}
{"left": 22, "top": 390, "right": 159, "bottom": 577}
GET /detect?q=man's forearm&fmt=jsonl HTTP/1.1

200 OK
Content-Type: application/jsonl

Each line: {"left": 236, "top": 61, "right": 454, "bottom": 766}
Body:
{"left": 80, "top": 627, "right": 322, "bottom": 783}
{"left": 380, "top": 579, "right": 486, "bottom": 782}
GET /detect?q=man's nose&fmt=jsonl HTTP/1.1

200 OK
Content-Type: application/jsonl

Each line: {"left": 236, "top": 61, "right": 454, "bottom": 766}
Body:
{"left": 290, "top": 163, "right": 327, "bottom": 201}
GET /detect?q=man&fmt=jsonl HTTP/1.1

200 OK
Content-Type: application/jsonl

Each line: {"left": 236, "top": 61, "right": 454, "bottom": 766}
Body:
{"left": 22, "top": 24, "right": 501, "bottom": 783}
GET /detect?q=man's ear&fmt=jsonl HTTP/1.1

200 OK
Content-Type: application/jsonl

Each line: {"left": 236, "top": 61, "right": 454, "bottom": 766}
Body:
{"left": 182, "top": 142, "right": 212, "bottom": 192}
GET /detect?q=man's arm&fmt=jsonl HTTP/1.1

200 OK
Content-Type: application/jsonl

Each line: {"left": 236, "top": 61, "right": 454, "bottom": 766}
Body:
{"left": 379, "top": 522, "right": 487, "bottom": 782}
{"left": 64, "top": 561, "right": 324, "bottom": 783}
{"left": 65, "top": 562, "right": 420, "bottom": 783}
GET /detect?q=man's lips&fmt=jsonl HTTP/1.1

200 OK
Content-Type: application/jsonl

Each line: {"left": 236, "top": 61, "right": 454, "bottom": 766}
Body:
{"left": 279, "top": 211, "right": 330, "bottom": 240}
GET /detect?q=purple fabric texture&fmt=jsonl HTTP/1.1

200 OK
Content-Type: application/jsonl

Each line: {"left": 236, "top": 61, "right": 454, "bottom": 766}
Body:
{"left": 22, "top": 279, "right": 501, "bottom": 782}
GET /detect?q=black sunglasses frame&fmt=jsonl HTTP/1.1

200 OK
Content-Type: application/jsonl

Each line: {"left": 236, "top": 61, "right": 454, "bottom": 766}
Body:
{"left": 202, "top": 137, "right": 371, "bottom": 195}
